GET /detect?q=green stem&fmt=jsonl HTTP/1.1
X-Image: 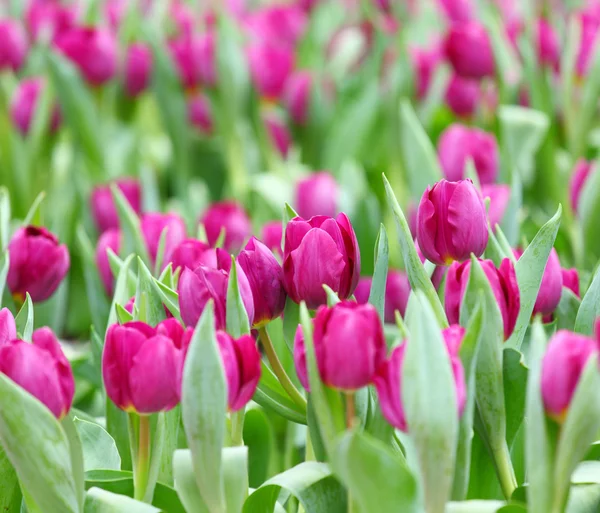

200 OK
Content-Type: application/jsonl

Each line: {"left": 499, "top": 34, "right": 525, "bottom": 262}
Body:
{"left": 230, "top": 407, "right": 245, "bottom": 446}
{"left": 492, "top": 441, "right": 517, "bottom": 500}
{"left": 345, "top": 392, "right": 355, "bottom": 429}
{"left": 134, "top": 415, "right": 151, "bottom": 501}
{"left": 258, "top": 327, "right": 307, "bottom": 411}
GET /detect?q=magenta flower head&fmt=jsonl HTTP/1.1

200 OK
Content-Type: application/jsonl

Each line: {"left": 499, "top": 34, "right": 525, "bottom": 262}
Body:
{"left": 411, "top": 44, "right": 441, "bottom": 100}
{"left": 437, "top": 0, "right": 473, "bottom": 23}
{"left": 265, "top": 114, "right": 292, "bottom": 157}
{"left": 0, "top": 308, "right": 16, "bottom": 346}
{"left": 284, "top": 70, "right": 312, "bottom": 125}
{"left": 541, "top": 330, "right": 597, "bottom": 422}
{"left": 25, "top": 1, "right": 76, "bottom": 42}
{"left": 481, "top": 184, "right": 511, "bottom": 229}
{"left": 188, "top": 93, "right": 213, "bottom": 135}
{"left": 537, "top": 18, "right": 560, "bottom": 71}
{"left": 55, "top": 27, "right": 117, "bottom": 86}
{"left": 0, "top": 327, "right": 74, "bottom": 419}
{"left": 168, "top": 239, "right": 210, "bottom": 274}
{"left": 294, "top": 301, "right": 386, "bottom": 391}
{"left": 444, "top": 73, "right": 481, "bottom": 118}
{"left": 141, "top": 212, "right": 187, "bottom": 266}
{"left": 103, "top": 319, "right": 191, "bottom": 414}
{"left": 438, "top": 124, "right": 499, "bottom": 184}
{"left": 295, "top": 172, "right": 339, "bottom": 220}
{"left": 10, "top": 78, "right": 61, "bottom": 135}
{"left": 216, "top": 331, "right": 261, "bottom": 411}
{"left": 569, "top": 159, "right": 595, "bottom": 215}
{"left": 416, "top": 179, "right": 488, "bottom": 266}
{"left": 124, "top": 43, "right": 153, "bottom": 97}
{"left": 8, "top": 226, "right": 70, "bottom": 303}
{"left": 576, "top": 10, "right": 600, "bottom": 77}
{"left": 0, "top": 19, "right": 28, "bottom": 72}
{"left": 238, "top": 238, "right": 286, "bottom": 327}
{"left": 261, "top": 221, "right": 283, "bottom": 258}
{"left": 562, "top": 268, "right": 580, "bottom": 298}
{"left": 283, "top": 214, "right": 360, "bottom": 309}
{"left": 445, "top": 258, "right": 520, "bottom": 340}
{"left": 245, "top": 5, "right": 307, "bottom": 48}
{"left": 95, "top": 229, "right": 121, "bottom": 296}
{"left": 90, "top": 178, "right": 142, "bottom": 234}
{"left": 445, "top": 21, "right": 495, "bottom": 79}
{"left": 178, "top": 248, "right": 254, "bottom": 329}
{"left": 201, "top": 201, "right": 252, "bottom": 253}
{"left": 354, "top": 270, "right": 411, "bottom": 324}
{"left": 247, "top": 42, "right": 295, "bottom": 100}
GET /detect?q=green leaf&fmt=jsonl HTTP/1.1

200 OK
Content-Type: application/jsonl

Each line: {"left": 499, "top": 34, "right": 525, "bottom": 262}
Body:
{"left": 254, "top": 363, "right": 307, "bottom": 425}
{"left": 107, "top": 253, "right": 136, "bottom": 329}
{"left": 368, "top": 225, "right": 389, "bottom": 323}
{"left": 0, "top": 252, "right": 9, "bottom": 301}
{"left": 323, "top": 285, "right": 341, "bottom": 306}
{"left": 115, "top": 304, "right": 134, "bottom": 324}
{"left": 172, "top": 450, "right": 209, "bottom": 513}
{"left": 111, "top": 187, "right": 151, "bottom": 268}
{"left": 0, "top": 187, "right": 11, "bottom": 251}
{"left": 223, "top": 446, "right": 249, "bottom": 513}
{"left": 134, "top": 258, "right": 166, "bottom": 325}
{"left": 153, "top": 279, "right": 183, "bottom": 323}
{"left": 243, "top": 407, "right": 275, "bottom": 488}
{"left": 14, "top": 292, "right": 33, "bottom": 341}
{"left": 282, "top": 297, "right": 300, "bottom": 353}
{"left": 574, "top": 263, "right": 600, "bottom": 335}
{"left": 226, "top": 256, "right": 250, "bottom": 337}
{"left": 158, "top": 407, "right": 180, "bottom": 486}
{"left": 74, "top": 418, "right": 121, "bottom": 472}
{"left": 21, "top": 191, "right": 46, "bottom": 227}
{"left": 503, "top": 349, "right": 528, "bottom": 448}
{"left": 0, "top": 446, "right": 21, "bottom": 513}
{"left": 446, "top": 501, "right": 507, "bottom": 513}
{"left": 62, "top": 415, "right": 86, "bottom": 513}
{"left": 84, "top": 487, "right": 160, "bottom": 513}
{"left": 556, "top": 288, "right": 581, "bottom": 331}
{"left": 181, "top": 301, "right": 226, "bottom": 513}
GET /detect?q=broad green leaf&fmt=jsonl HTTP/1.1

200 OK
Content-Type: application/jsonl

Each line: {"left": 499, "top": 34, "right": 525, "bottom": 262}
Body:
{"left": 254, "top": 363, "right": 307, "bottom": 425}
{"left": 115, "top": 304, "right": 134, "bottom": 324}
{"left": 0, "top": 187, "right": 10, "bottom": 251}
{"left": 579, "top": 159, "right": 600, "bottom": 259}
{"left": 574, "top": 263, "right": 600, "bottom": 335}
{"left": 158, "top": 407, "right": 180, "bottom": 486}
{"left": 84, "top": 488, "right": 160, "bottom": 513}
{"left": 0, "top": 446, "right": 20, "bottom": 513}
{"left": 223, "top": 447, "right": 249, "bottom": 513}
{"left": 111, "top": 187, "right": 151, "bottom": 268}
{"left": 368, "top": 225, "right": 389, "bottom": 323}
{"left": 226, "top": 256, "right": 250, "bottom": 337}
{"left": 503, "top": 349, "right": 528, "bottom": 448}
{"left": 446, "top": 501, "right": 507, "bottom": 512}
{"left": 307, "top": 398, "right": 327, "bottom": 462}
{"left": 556, "top": 288, "right": 581, "bottom": 331}
{"left": 500, "top": 172, "right": 523, "bottom": 247}
{"left": 74, "top": 418, "right": 121, "bottom": 472}
{"left": 0, "top": 252, "right": 9, "bottom": 301}
{"left": 172, "top": 450, "right": 209, "bottom": 513}
{"left": 323, "top": 285, "right": 341, "bottom": 306}
{"left": 153, "top": 228, "right": 168, "bottom": 278}
{"left": 566, "top": 484, "right": 600, "bottom": 513}
{"left": 62, "top": 415, "right": 86, "bottom": 513}
{"left": 14, "top": 292, "right": 33, "bottom": 341}
{"left": 107, "top": 253, "right": 135, "bottom": 329}
{"left": 282, "top": 297, "right": 300, "bottom": 353}
{"left": 153, "top": 279, "right": 183, "bottom": 323}
{"left": 134, "top": 258, "right": 166, "bottom": 325}
{"left": 243, "top": 407, "right": 275, "bottom": 488}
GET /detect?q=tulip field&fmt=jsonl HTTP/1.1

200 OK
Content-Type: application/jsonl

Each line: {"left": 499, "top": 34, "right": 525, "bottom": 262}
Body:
{"left": 4, "top": 0, "right": 600, "bottom": 512}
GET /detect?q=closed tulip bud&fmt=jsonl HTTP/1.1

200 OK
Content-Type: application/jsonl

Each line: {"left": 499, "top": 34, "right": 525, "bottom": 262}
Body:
{"left": 265, "top": 114, "right": 292, "bottom": 157}
{"left": 284, "top": 213, "right": 360, "bottom": 309}
{"left": 8, "top": 226, "right": 70, "bottom": 303}
{"left": 438, "top": 124, "right": 499, "bottom": 184}
{"left": 541, "top": 330, "right": 597, "bottom": 422}
{"left": 295, "top": 172, "right": 339, "bottom": 219}
{"left": 354, "top": 270, "right": 411, "bottom": 324}
{"left": 411, "top": 44, "right": 441, "bottom": 100}
{"left": 247, "top": 42, "right": 295, "bottom": 100}
{"left": 246, "top": 5, "right": 307, "bottom": 48}
{"left": 56, "top": 27, "right": 117, "bottom": 86}
{"left": 294, "top": 302, "right": 385, "bottom": 390}
{"left": 141, "top": 212, "right": 187, "bottom": 266}
{"left": 444, "top": 73, "right": 481, "bottom": 118}
{"left": 95, "top": 229, "right": 121, "bottom": 296}
{"left": 0, "top": 328, "right": 74, "bottom": 418}
{"left": 445, "top": 21, "right": 495, "bottom": 79}
{"left": 562, "top": 268, "right": 580, "bottom": 298}
{"left": 445, "top": 258, "right": 520, "bottom": 340}
{"left": 284, "top": 70, "right": 311, "bottom": 125}
{"left": 437, "top": 0, "right": 473, "bottom": 23}
{"left": 188, "top": 93, "right": 213, "bottom": 135}
{"left": 90, "top": 178, "right": 142, "bottom": 234}
{"left": 124, "top": 43, "right": 152, "bottom": 97}
{"left": 261, "top": 221, "right": 283, "bottom": 258}
{"left": 103, "top": 320, "right": 189, "bottom": 414}
{"left": 201, "top": 201, "right": 252, "bottom": 253}
{"left": 216, "top": 331, "right": 261, "bottom": 411}
{"left": 197, "top": 33, "right": 217, "bottom": 88}
{"left": 569, "top": 159, "right": 595, "bottom": 215}
{"left": 238, "top": 238, "right": 287, "bottom": 327}
{"left": 416, "top": 179, "right": 488, "bottom": 266}
{"left": 169, "top": 36, "right": 201, "bottom": 90}
{"left": 537, "top": 19, "right": 560, "bottom": 71}
{"left": 481, "top": 184, "right": 511, "bottom": 229}
{"left": 178, "top": 248, "right": 255, "bottom": 329}
{"left": 10, "top": 78, "right": 61, "bottom": 135}
{"left": 576, "top": 10, "right": 600, "bottom": 77}
{"left": 169, "top": 239, "right": 210, "bottom": 273}
{"left": 0, "top": 308, "right": 16, "bottom": 346}
{"left": 0, "top": 19, "right": 28, "bottom": 72}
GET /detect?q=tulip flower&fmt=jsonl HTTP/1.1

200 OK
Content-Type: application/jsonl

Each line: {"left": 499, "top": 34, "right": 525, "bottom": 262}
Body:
{"left": 7, "top": 226, "right": 70, "bottom": 303}
{"left": 25, "top": 1, "right": 76, "bottom": 42}
{"left": 90, "top": 178, "right": 142, "bottom": 234}
{"left": 178, "top": 248, "right": 255, "bottom": 329}
{"left": 576, "top": 9, "right": 600, "bottom": 77}
{"left": 283, "top": 214, "right": 360, "bottom": 309}
{"left": 445, "top": 21, "right": 495, "bottom": 79}
{"left": 295, "top": 172, "right": 339, "bottom": 220}
{"left": 0, "top": 328, "right": 75, "bottom": 419}
{"left": 416, "top": 179, "right": 488, "bottom": 266}
{"left": 541, "top": 330, "right": 597, "bottom": 422}
{"left": 562, "top": 268, "right": 580, "bottom": 298}
{"left": 238, "top": 238, "right": 286, "bottom": 327}
{"left": 437, "top": 0, "right": 473, "bottom": 23}
{"left": 537, "top": 19, "right": 560, "bottom": 71}
{"left": 245, "top": 5, "right": 307, "bottom": 48}
{"left": 445, "top": 258, "right": 520, "bottom": 340}
{"left": 261, "top": 221, "right": 283, "bottom": 258}
{"left": 444, "top": 73, "right": 481, "bottom": 118}
{"left": 10, "top": 78, "right": 61, "bottom": 135}
{"left": 216, "top": 331, "right": 261, "bottom": 411}
{"left": 284, "top": 70, "right": 312, "bottom": 125}
{"left": 0, "top": 308, "right": 16, "bottom": 346}
{"left": 437, "top": 124, "right": 499, "bottom": 184}
{"left": 0, "top": 19, "right": 28, "bottom": 72}
{"left": 374, "top": 325, "right": 467, "bottom": 431}
{"left": 55, "top": 27, "right": 117, "bottom": 86}
{"left": 141, "top": 212, "right": 187, "bottom": 266}
{"left": 169, "top": 239, "right": 211, "bottom": 273}
{"left": 247, "top": 42, "right": 295, "bottom": 100}
{"left": 95, "top": 229, "right": 121, "bottom": 296}
{"left": 481, "top": 184, "right": 511, "bottom": 229}
{"left": 265, "top": 114, "right": 292, "bottom": 157}
{"left": 103, "top": 319, "right": 191, "bottom": 414}
{"left": 169, "top": 36, "right": 202, "bottom": 90}
{"left": 411, "top": 44, "right": 441, "bottom": 100}
{"left": 201, "top": 201, "right": 252, "bottom": 253}
{"left": 354, "top": 270, "right": 411, "bottom": 324}
{"left": 569, "top": 159, "right": 595, "bottom": 215}
{"left": 294, "top": 301, "right": 386, "bottom": 390}
{"left": 188, "top": 93, "right": 213, "bottom": 135}
{"left": 124, "top": 43, "right": 153, "bottom": 97}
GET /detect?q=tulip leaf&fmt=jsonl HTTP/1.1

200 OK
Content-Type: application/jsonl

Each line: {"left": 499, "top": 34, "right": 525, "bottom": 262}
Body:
{"left": 574, "top": 263, "right": 600, "bottom": 335}
{"left": 446, "top": 501, "right": 508, "bottom": 513}
{"left": 323, "top": 285, "right": 341, "bottom": 306}
{"left": 73, "top": 418, "right": 121, "bottom": 472}
{"left": 0, "top": 252, "right": 9, "bottom": 302}
{"left": 383, "top": 174, "right": 447, "bottom": 327}
{"left": 243, "top": 406, "right": 275, "bottom": 488}
{"left": 503, "top": 349, "right": 529, "bottom": 449}
{"left": 0, "top": 187, "right": 10, "bottom": 251}
{"left": 84, "top": 487, "right": 160, "bottom": 513}
{"left": 369, "top": 224, "right": 389, "bottom": 322}
{"left": 0, "top": 373, "right": 80, "bottom": 513}
{"left": 578, "top": 158, "right": 600, "bottom": 259}
{"left": 331, "top": 430, "right": 418, "bottom": 513}
{"left": 134, "top": 257, "right": 166, "bottom": 326}
{"left": 21, "top": 191, "right": 46, "bottom": 228}
{"left": 172, "top": 450, "right": 210, "bottom": 513}
{"left": 107, "top": 251, "right": 137, "bottom": 294}
{"left": 14, "top": 292, "right": 33, "bottom": 342}
{"left": 556, "top": 288, "right": 581, "bottom": 331}
{"left": 182, "top": 301, "right": 227, "bottom": 513}
{"left": 107, "top": 253, "right": 136, "bottom": 329}
{"left": 153, "top": 279, "right": 183, "bottom": 323}
{"left": 0, "top": 445, "right": 20, "bottom": 513}
{"left": 507, "top": 205, "right": 562, "bottom": 350}
{"left": 153, "top": 227, "right": 169, "bottom": 278}
{"left": 115, "top": 304, "right": 134, "bottom": 324}
{"left": 282, "top": 297, "right": 300, "bottom": 353}
{"left": 226, "top": 256, "right": 250, "bottom": 337}
{"left": 223, "top": 446, "right": 249, "bottom": 513}
{"left": 62, "top": 415, "right": 86, "bottom": 513}
{"left": 242, "top": 462, "right": 346, "bottom": 513}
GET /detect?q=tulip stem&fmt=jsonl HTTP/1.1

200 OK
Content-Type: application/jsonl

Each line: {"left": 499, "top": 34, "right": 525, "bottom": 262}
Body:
{"left": 258, "top": 327, "right": 307, "bottom": 411}
{"left": 492, "top": 442, "right": 517, "bottom": 500}
{"left": 230, "top": 408, "right": 245, "bottom": 446}
{"left": 345, "top": 392, "right": 356, "bottom": 429}
{"left": 134, "top": 415, "right": 151, "bottom": 502}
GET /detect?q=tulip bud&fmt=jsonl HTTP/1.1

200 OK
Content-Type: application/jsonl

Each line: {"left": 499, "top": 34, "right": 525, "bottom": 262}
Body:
{"left": 0, "top": 19, "right": 28, "bottom": 72}
{"left": 437, "top": 0, "right": 473, "bottom": 23}
{"left": 354, "top": 270, "right": 411, "bottom": 324}
{"left": 95, "top": 229, "right": 121, "bottom": 296}
{"left": 201, "top": 201, "right": 252, "bottom": 253}
{"left": 216, "top": 331, "right": 261, "bottom": 411}
{"left": 481, "top": 184, "right": 511, "bottom": 229}
{"left": 541, "top": 330, "right": 597, "bottom": 422}
{"left": 178, "top": 248, "right": 255, "bottom": 329}
{"left": 294, "top": 301, "right": 386, "bottom": 390}
{"left": 188, "top": 93, "right": 213, "bottom": 135}
{"left": 55, "top": 27, "right": 117, "bottom": 86}
{"left": 437, "top": 124, "right": 499, "bottom": 184}
{"left": 445, "top": 258, "right": 520, "bottom": 340}
{"left": 265, "top": 114, "right": 292, "bottom": 157}
{"left": 416, "top": 179, "right": 488, "bottom": 266}
{"left": 445, "top": 21, "right": 495, "bottom": 79}
{"left": 410, "top": 44, "right": 441, "bottom": 100}
{"left": 295, "top": 172, "right": 339, "bottom": 220}
{"left": 283, "top": 213, "right": 360, "bottom": 309}
{"left": 284, "top": 70, "right": 311, "bottom": 125}
{"left": 247, "top": 42, "right": 295, "bottom": 100}
{"left": 562, "top": 268, "right": 580, "bottom": 298}
{"left": 124, "top": 43, "right": 152, "bottom": 97}
{"left": 238, "top": 238, "right": 287, "bottom": 327}
{"left": 169, "top": 36, "right": 201, "bottom": 90}
{"left": 10, "top": 78, "right": 61, "bottom": 135}
{"left": 245, "top": 5, "right": 307, "bottom": 48}
{"left": 569, "top": 159, "right": 595, "bottom": 215}
{"left": 537, "top": 18, "right": 560, "bottom": 71}
{"left": 90, "top": 178, "right": 142, "bottom": 234}
{"left": 576, "top": 10, "right": 599, "bottom": 77}
{"left": 197, "top": 33, "right": 217, "bottom": 88}
{"left": 261, "top": 221, "right": 283, "bottom": 258}
{"left": 103, "top": 319, "right": 190, "bottom": 414}
{"left": 169, "top": 239, "right": 211, "bottom": 273}
{"left": 141, "top": 212, "right": 187, "bottom": 266}
{"left": 25, "top": 1, "right": 76, "bottom": 42}
{"left": 8, "top": 226, "right": 70, "bottom": 303}
{"left": 0, "top": 308, "right": 16, "bottom": 346}
{"left": 444, "top": 73, "right": 481, "bottom": 118}
{"left": 0, "top": 328, "right": 74, "bottom": 418}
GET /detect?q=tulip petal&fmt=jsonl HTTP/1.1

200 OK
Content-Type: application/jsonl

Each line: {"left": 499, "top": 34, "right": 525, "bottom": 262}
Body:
{"left": 0, "top": 308, "right": 16, "bottom": 346}
{"left": 230, "top": 334, "right": 261, "bottom": 411}
{"left": 417, "top": 191, "right": 443, "bottom": 264}
{"left": 448, "top": 181, "right": 488, "bottom": 261}
{"left": 216, "top": 332, "right": 241, "bottom": 410}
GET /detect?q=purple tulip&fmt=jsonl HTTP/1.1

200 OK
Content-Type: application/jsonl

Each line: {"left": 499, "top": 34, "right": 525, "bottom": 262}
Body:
{"left": 10, "top": 78, "right": 61, "bottom": 135}
{"left": 481, "top": 184, "right": 511, "bottom": 229}
{"left": 444, "top": 73, "right": 481, "bottom": 118}
{"left": 541, "top": 330, "right": 597, "bottom": 422}
{"left": 0, "top": 308, "right": 16, "bottom": 346}
{"left": 437, "top": 0, "right": 473, "bottom": 22}
{"left": 569, "top": 159, "right": 595, "bottom": 215}
{"left": 124, "top": 43, "right": 152, "bottom": 97}
{"left": 445, "top": 21, "right": 495, "bottom": 79}
{"left": 295, "top": 172, "right": 339, "bottom": 220}
{"left": 245, "top": 5, "right": 307, "bottom": 48}
{"left": 294, "top": 301, "right": 386, "bottom": 390}
{"left": 238, "top": 238, "right": 287, "bottom": 327}
{"left": 90, "top": 178, "right": 142, "bottom": 234}
{"left": 265, "top": 114, "right": 292, "bottom": 157}
{"left": 261, "top": 221, "right": 283, "bottom": 258}
{"left": 562, "top": 268, "right": 580, "bottom": 298}
{"left": 438, "top": 124, "right": 499, "bottom": 184}
{"left": 178, "top": 248, "right": 255, "bottom": 329}
{"left": 201, "top": 201, "right": 252, "bottom": 253}
{"left": 0, "top": 327, "right": 74, "bottom": 419}
{"left": 168, "top": 239, "right": 211, "bottom": 273}
{"left": 216, "top": 331, "right": 261, "bottom": 411}
{"left": 8, "top": 226, "right": 70, "bottom": 303}
{"left": 247, "top": 42, "right": 295, "bottom": 100}
{"left": 445, "top": 258, "right": 520, "bottom": 340}
{"left": 354, "top": 270, "right": 411, "bottom": 324}
{"left": 284, "top": 70, "right": 312, "bottom": 125}
{"left": 0, "top": 19, "right": 28, "bottom": 72}
{"left": 141, "top": 212, "right": 187, "bottom": 266}
{"left": 95, "top": 229, "right": 121, "bottom": 296}
{"left": 283, "top": 213, "right": 360, "bottom": 309}
{"left": 410, "top": 44, "right": 441, "bottom": 100}
{"left": 188, "top": 93, "right": 213, "bottom": 135}
{"left": 416, "top": 179, "right": 488, "bottom": 266}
